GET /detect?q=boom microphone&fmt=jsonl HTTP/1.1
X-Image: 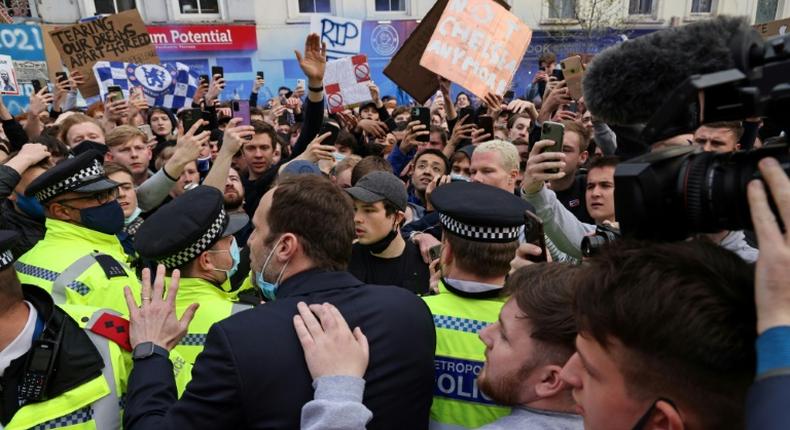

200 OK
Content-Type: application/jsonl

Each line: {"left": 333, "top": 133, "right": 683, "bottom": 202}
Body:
{"left": 583, "top": 16, "right": 762, "bottom": 126}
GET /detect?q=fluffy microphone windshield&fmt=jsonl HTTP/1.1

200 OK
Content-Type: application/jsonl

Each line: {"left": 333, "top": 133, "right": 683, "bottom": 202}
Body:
{"left": 583, "top": 16, "right": 753, "bottom": 125}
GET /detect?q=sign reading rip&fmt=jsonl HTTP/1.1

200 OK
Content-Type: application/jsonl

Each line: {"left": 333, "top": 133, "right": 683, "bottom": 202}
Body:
{"left": 419, "top": 0, "right": 531, "bottom": 98}
{"left": 48, "top": 10, "right": 159, "bottom": 97}
{"left": 311, "top": 15, "right": 363, "bottom": 58}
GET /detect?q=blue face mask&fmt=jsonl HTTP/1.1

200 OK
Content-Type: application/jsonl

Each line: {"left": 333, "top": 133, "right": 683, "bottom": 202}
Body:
{"left": 254, "top": 236, "right": 289, "bottom": 301}
{"left": 80, "top": 200, "right": 125, "bottom": 235}
{"left": 15, "top": 193, "right": 45, "bottom": 221}
{"left": 210, "top": 237, "right": 240, "bottom": 279}
{"left": 124, "top": 206, "right": 143, "bottom": 226}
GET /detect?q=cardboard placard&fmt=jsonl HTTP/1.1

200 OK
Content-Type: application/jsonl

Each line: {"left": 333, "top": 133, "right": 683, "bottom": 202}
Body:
{"left": 323, "top": 55, "right": 372, "bottom": 113}
{"left": 48, "top": 10, "right": 159, "bottom": 97}
{"left": 752, "top": 17, "right": 790, "bottom": 39}
{"left": 0, "top": 55, "right": 20, "bottom": 95}
{"left": 383, "top": 0, "right": 510, "bottom": 104}
{"left": 420, "top": 0, "right": 531, "bottom": 99}
{"left": 311, "top": 15, "right": 363, "bottom": 58}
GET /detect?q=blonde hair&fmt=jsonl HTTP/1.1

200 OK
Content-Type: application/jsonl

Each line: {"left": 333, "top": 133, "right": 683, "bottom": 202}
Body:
{"left": 58, "top": 113, "right": 103, "bottom": 147}
{"left": 474, "top": 140, "right": 519, "bottom": 172}
{"left": 106, "top": 125, "right": 146, "bottom": 149}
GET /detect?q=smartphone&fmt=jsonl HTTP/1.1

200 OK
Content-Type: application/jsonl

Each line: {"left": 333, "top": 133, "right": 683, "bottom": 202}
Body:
{"left": 180, "top": 108, "right": 204, "bottom": 134}
{"left": 524, "top": 210, "right": 548, "bottom": 263}
{"left": 561, "top": 55, "right": 584, "bottom": 100}
{"left": 319, "top": 121, "right": 340, "bottom": 146}
{"left": 428, "top": 244, "right": 442, "bottom": 261}
{"left": 478, "top": 115, "right": 494, "bottom": 140}
{"left": 540, "top": 121, "right": 565, "bottom": 174}
{"left": 277, "top": 113, "right": 290, "bottom": 126}
{"left": 503, "top": 90, "right": 515, "bottom": 103}
{"left": 296, "top": 78, "right": 305, "bottom": 89}
{"left": 256, "top": 71, "right": 264, "bottom": 80}
{"left": 211, "top": 66, "right": 224, "bottom": 80}
{"left": 106, "top": 85, "right": 123, "bottom": 103}
{"left": 55, "top": 71, "right": 70, "bottom": 90}
{"left": 32, "top": 79, "right": 48, "bottom": 94}
{"left": 458, "top": 106, "right": 475, "bottom": 122}
{"left": 411, "top": 106, "right": 431, "bottom": 142}
{"left": 138, "top": 124, "right": 154, "bottom": 141}
{"left": 232, "top": 99, "right": 251, "bottom": 126}
{"left": 564, "top": 101, "right": 578, "bottom": 113}
{"left": 551, "top": 67, "right": 565, "bottom": 81}
{"left": 199, "top": 74, "right": 209, "bottom": 86}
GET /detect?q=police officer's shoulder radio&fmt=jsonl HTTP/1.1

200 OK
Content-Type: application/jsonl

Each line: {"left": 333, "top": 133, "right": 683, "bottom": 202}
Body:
{"left": 18, "top": 314, "right": 64, "bottom": 403}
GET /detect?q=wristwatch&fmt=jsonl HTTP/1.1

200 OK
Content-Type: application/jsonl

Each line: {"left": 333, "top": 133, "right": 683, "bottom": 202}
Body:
{"left": 132, "top": 342, "right": 170, "bottom": 361}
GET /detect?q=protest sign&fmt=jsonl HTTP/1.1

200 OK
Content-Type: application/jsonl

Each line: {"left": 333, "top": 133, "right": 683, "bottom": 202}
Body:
{"left": 311, "top": 15, "right": 363, "bottom": 58}
{"left": 0, "top": 55, "right": 19, "bottom": 95}
{"left": 420, "top": 0, "right": 531, "bottom": 99}
{"left": 752, "top": 17, "right": 790, "bottom": 39}
{"left": 323, "top": 55, "right": 372, "bottom": 113}
{"left": 0, "top": 24, "right": 47, "bottom": 113}
{"left": 49, "top": 10, "right": 159, "bottom": 97}
{"left": 93, "top": 61, "right": 199, "bottom": 110}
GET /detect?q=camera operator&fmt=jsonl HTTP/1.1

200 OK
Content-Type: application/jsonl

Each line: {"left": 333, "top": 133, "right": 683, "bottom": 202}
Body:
{"left": 521, "top": 143, "right": 618, "bottom": 261}
{"left": 692, "top": 121, "right": 758, "bottom": 262}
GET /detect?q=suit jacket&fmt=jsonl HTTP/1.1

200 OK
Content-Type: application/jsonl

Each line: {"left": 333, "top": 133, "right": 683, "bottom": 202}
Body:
{"left": 124, "top": 269, "right": 436, "bottom": 429}
{"left": 746, "top": 373, "right": 790, "bottom": 430}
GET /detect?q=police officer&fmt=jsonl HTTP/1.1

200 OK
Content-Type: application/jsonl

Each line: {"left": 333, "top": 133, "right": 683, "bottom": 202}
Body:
{"left": 423, "top": 181, "right": 531, "bottom": 429}
{"left": 15, "top": 150, "right": 141, "bottom": 315}
{"left": 0, "top": 230, "right": 191, "bottom": 429}
{"left": 133, "top": 186, "right": 252, "bottom": 364}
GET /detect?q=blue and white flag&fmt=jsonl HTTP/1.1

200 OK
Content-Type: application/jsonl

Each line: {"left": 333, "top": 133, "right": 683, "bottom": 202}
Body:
{"left": 93, "top": 61, "right": 199, "bottom": 110}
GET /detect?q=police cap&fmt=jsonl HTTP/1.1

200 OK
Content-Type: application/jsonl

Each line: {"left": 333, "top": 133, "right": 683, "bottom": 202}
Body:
{"left": 430, "top": 182, "right": 532, "bottom": 243}
{"left": 26, "top": 150, "right": 118, "bottom": 203}
{"left": 134, "top": 186, "right": 249, "bottom": 269}
{"left": 0, "top": 230, "right": 19, "bottom": 271}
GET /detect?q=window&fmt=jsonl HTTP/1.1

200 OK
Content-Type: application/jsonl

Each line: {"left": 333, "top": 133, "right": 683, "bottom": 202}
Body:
{"left": 548, "top": 0, "right": 576, "bottom": 19}
{"left": 1, "top": 0, "right": 31, "bottom": 17}
{"left": 628, "top": 0, "right": 653, "bottom": 15}
{"left": 94, "top": 0, "right": 135, "bottom": 14}
{"left": 179, "top": 0, "right": 219, "bottom": 14}
{"left": 690, "top": 0, "right": 712, "bottom": 13}
{"left": 299, "top": 0, "right": 331, "bottom": 13}
{"left": 375, "top": 0, "right": 406, "bottom": 12}
{"left": 755, "top": 0, "right": 779, "bottom": 24}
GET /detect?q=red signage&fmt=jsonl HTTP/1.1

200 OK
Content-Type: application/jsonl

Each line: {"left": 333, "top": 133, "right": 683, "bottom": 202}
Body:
{"left": 146, "top": 25, "right": 257, "bottom": 52}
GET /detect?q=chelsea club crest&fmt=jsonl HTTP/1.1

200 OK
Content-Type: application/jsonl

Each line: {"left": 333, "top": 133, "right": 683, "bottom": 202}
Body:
{"left": 126, "top": 64, "right": 176, "bottom": 98}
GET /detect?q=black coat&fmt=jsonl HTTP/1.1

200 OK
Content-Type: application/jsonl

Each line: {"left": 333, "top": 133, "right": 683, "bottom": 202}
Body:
{"left": 124, "top": 269, "right": 436, "bottom": 429}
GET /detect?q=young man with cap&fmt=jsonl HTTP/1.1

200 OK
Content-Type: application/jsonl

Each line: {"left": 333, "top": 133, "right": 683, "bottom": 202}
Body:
{"left": 133, "top": 186, "right": 252, "bottom": 364}
{"left": 0, "top": 229, "right": 191, "bottom": 429}
{"left": 14, "top": 150, "right": 141, "bottom": 315}
{"left": 346, "top": 171, "right": 429, "bottom": 294}
{"left": 423, "top": 181, "right": 532, "bottom": 429}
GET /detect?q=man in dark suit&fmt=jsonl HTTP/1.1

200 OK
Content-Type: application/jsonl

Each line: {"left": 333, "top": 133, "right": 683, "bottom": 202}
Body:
{"left": 122, "top": 173, "right": 436, "bottom": 429}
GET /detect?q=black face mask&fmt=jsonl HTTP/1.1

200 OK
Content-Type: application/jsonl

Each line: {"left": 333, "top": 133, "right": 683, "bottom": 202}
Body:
{"left": 631, "top": 398, "right": 677, "bottom": 430}
{"left": 71, "top": 140, "right": 108, "bottom": 157}
{"left": 361, "top": 228, "right": 399, "bottom": 254}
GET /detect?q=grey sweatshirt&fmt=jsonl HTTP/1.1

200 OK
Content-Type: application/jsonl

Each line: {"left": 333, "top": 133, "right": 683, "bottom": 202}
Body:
{"left": 523, "top": 186, "right": 595, "bottom": 261}
{"left": 135, "top": 169, "right": 176, "bottom": 212}
{"left": 478, "top": 407, "right": 583, "bottom": 430}
{"left": 301, "top": 376, "right": 372, "bottom": 430}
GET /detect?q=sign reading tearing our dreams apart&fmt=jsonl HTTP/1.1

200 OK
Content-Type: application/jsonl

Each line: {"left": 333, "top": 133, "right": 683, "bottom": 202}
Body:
{"left": 420, "top": 0, "right": 531, "bottom": 98}
{"left": 311, "top": 15, "right": 363, "bottom": 58}
{"left": 48, "top": 10, "right": 159, "bottom": 97}
{"left": 323, "top": 54, "right": 372, "bottom": 113}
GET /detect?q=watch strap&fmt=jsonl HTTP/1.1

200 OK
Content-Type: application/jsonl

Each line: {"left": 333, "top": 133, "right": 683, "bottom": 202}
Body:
{"left": 132, "top": 342, "right": 170, "bottom": 361}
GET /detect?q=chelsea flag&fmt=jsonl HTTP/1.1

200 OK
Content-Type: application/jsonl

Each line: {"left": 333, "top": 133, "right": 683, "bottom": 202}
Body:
{"left": 93, "top": 61, "right": 199, "bottom": 110}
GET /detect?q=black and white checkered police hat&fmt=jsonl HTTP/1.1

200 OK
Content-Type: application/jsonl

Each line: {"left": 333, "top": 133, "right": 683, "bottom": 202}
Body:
{"left": 133, "top": 186, "right": 249, "bottom": 269}
{"left": 0, "top": 230, "right": 19, "bottom": 271}
{"left": 25, "top": 150, "right": 118, "bottom": 203}
{"left": 430, "top": 181, "right": 533, "bottom": 243}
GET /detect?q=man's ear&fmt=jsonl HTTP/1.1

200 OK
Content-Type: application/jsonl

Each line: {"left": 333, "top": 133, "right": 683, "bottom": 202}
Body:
{"left": 47, "top": 202, "right": 74, "bottom": 222}
{"left": 646, "top": 399, "right": 685, "bottom": 430}
{"left": 104, "top": 152, "right": 114, "bottom": 163}
{"left": 579, "top": 150, "right": 589, "bottom": 164}
{"left": 532, "top": 364, "right": 566, "bottom": 399}
{"left": 278, "top": 233, "right": 300, "bottom": 262}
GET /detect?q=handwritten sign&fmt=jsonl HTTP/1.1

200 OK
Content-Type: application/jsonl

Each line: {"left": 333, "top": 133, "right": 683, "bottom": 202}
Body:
{"left": 48, "top": 10, "right": 159, "bottom": 97}
{"left": 420, "top": 0, "right": 531, "bottom": 98}
{"left": 311, "top": 15, "right": 363, "bottom": 58}
{"left": 752, "top": 17, "right": 790, "bottom": 39}
{"left": 323, "top": 55, "right": 372, "bottom": 113}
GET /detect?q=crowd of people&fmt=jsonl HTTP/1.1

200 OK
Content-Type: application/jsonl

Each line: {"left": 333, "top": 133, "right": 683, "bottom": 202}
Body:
{"left": 0, "top": 18, "right": 788, "bottom": 430}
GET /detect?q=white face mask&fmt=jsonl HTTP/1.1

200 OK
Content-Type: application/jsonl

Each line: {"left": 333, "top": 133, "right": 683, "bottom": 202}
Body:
{"left": 124, "top": 206, "right": 143, "bottom": 225}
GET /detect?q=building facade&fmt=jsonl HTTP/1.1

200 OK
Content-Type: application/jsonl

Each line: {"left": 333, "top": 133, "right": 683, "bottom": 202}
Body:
{"left": 4, "top": 0, "right": 789, "bottom": 105}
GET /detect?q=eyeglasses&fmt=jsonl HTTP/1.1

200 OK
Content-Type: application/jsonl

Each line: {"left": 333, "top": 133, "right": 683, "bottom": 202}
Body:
{"left": 53, "top": 187, "right": 119, "bottom": 207}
